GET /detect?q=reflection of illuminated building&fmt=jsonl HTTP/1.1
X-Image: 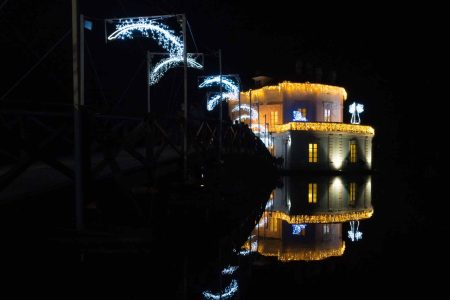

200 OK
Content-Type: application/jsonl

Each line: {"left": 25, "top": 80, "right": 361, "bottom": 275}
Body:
{"left": 229, "top": 82, "right": 375, "bottom": 171}
{"left": 241, "top": 176, "right": 372, "bottom": 261}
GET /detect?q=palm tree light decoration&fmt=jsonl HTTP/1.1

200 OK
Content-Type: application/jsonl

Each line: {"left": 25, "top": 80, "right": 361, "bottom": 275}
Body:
{"left": 349, "top": 102, "right": 364, "bottom": 124}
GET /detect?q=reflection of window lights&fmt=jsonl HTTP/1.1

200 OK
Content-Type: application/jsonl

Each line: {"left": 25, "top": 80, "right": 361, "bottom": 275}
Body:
{"left": 308, "top": 183, "right": 317, "bottom": 203}
{"left": 308, "top": 143, "right": 318, "bottom": 163}
{"left": 349, "top": 182, "right": 356, "bottom": 205}
{"left": 270, "top": 218, "right": 278, "bottom": 232}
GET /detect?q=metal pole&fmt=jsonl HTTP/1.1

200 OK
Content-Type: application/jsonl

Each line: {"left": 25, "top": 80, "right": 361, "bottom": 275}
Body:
{"left": 249, "top": 89, "right": 252, "bottom": 130}
{"left": 182, "top": 14, "right": 188, "bottom": 180}
{"left": 257, "top": 97, "right": 260, "bottom": 137}
{"left": 72, "top": 0, "right": 84, "bottom": 230}
{"left": 238, "top": 81, "right": 241, "bottom": 123}
{"left": 264, "top": 114, "right": 267, "bottom": 146}
{"left": 264, "top": 115, "right": 269, "bottom": 147}
{"left": 219, "top": 49, "right": 222, "bottom": 161}
{"left": 147, "top": 51, "right": 152, "bottom": 113}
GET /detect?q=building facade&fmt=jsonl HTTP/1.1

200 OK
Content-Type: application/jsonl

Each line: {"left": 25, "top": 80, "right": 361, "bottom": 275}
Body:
{"left": 230, "top": 82, "right": 375, "bottom": 171}
{"left": 241, "top": 176, "right": 372, "bottom": 261}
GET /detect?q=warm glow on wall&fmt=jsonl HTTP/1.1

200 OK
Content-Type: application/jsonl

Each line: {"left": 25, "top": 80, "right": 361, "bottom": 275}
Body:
{"left": 331, "top": 153, "right": 343, "bottom": 169}
{"left": 272, "top": 122, "right": 375, "bottom": 135}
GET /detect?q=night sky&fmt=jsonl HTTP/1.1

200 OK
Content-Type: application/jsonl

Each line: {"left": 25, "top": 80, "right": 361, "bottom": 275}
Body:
{"left": 1, "top": 1, "right": 442, "bottom": 173}
{"left": 0, "top": 0, "right": 443, "bottom": 295}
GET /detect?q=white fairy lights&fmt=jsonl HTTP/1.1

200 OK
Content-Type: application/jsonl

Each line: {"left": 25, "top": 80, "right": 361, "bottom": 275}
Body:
{"left": 232, "top": 104, "right": 258, "bottom": 120}
{"left": 293, "top": 110, "right": 307, "bottom": 121}
{"left": 349, "top": 102, "right": 364, "bottom": 124}
{"left": 108, "top": 18, "right": 183, "bottom": 55}
{"left": 348, "top": 220, "right": 363, "bottom": 242}
{"left": 292, "top": 224, "right": 307, "bottom": 235}
{"left": 202, "top": 280, "right": 238, "bottom": 300}
{"left": 199, "top": 76, "right": 240, "bottom": 111}
{"left": 221, "top": 265, "right": 239, "bottom": 275}
{"left": 149, "top": 55, "right": 203, "bottom": 85}
{"left": 108, "top": 17, "right": 205, "bottom": 85}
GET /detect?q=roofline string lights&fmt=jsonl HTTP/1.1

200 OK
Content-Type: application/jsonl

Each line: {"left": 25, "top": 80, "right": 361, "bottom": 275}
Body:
{"left": 272, "top": 122, "right": 375, "bottom": 135}
{"left": 198, "top": 76, "right": 240, "bottom": 111}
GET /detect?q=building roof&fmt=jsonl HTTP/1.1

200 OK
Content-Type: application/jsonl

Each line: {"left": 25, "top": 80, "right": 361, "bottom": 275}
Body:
{"left": 242, "top": 81, "right": 347, "bottom": 100}
{"left": 272, "top": 122, "right": 375, "bottom": 135}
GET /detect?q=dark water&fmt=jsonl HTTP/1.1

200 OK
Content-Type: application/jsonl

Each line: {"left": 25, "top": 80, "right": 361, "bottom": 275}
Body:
{"left": 196, "top": 168, "right": 437, "bottom": 299}
{"left": 0, "top": 163, "right": 437, "bottom": 298}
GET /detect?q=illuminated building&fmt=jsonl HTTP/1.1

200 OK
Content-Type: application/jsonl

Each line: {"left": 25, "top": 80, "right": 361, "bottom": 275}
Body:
{"left": 229, "top": 82, "right": 375, "bottom": 171}
{"left": 241, "top": 176, "right": 372, "bottom": 261}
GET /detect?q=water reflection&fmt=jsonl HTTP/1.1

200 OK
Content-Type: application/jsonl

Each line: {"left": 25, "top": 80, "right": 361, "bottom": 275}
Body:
{"left": 241, "top": 175, "right": 372, "bottom": 261}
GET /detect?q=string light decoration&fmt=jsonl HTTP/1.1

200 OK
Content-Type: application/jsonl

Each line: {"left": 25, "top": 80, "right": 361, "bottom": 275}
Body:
{"left": 202, "top": 280, "right": 238, "bottom": 300}
{"left": 266, "top": 209, "right": 373, "bottom": 224}
{"left": 241, "top": 81, "right": 347, "bottom": 101}
{"left": 293, "top": 110, "right": 307, "bottom": 121}
{"left": 149, "top": 55, "right": 203, "bottom": 85}
{"left": 348, "top": 220, "right": 363, "bottom": 241}
{"left": 221, "top": 265, "right": 239, "bottom": 275}
{"left": 199, "top": 76, "right": 240, "bottom": 111}
{"left": 265, "top": 199, "right": 273, "bottom": 210}
{"left": 107, "top": 18, "right": 183, "bottom": 55}
{"left": 272, "top": 122, "right": 374, "bottom": 135}
{"left": 231, "top": 104, "right": 258, "bottom": 120}
{"left": 237, "top": 249, "right": 251, "bottom": 256}
{"left": 292, "top": 224, "right": 307, "bottom": 235}
{"left": 107, "top": 17, "right": 206, "bottom": 85}
{"left": 349, "top": 102, "right": 364, "bottom": 124}
{"left": 206, "top": 93, "right": 238, "bottom": 111}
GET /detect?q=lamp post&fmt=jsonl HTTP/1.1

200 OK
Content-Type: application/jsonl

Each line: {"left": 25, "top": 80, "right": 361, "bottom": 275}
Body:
{"left": 72, "top": 0, "right": 85, "bottom": 231}
{"left": 218, "top": 49, "right": 223, "bottom": 161}
{"left": 182, "top": 14, "right": 188, "bottom": 180}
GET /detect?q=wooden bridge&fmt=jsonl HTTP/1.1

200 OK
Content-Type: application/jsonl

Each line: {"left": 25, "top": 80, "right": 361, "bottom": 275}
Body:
{"left": 0, "top": 107, "right": 274, "bottom": 226}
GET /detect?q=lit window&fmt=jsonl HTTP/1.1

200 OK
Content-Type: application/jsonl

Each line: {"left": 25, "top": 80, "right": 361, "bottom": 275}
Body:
{"left": 308, "top": 183, "right": 317, "bottom": 203}
{"left": 323, "top": 224, "right": 330, "bottom": 234}
{"left": 299, "top": 108, "right": 307, "bottom": 120}
{"left": 324, "top": 108, "right": 331, "bottom": 122}
{"left": 293, "top": 108, "right": 307, "bottom": 121}
{"left": 308, "top": 143, "right": 318, "bottom": 163}
{"left": 349, "top": 182, "right": 356, "bottom": 205}
{"left": 270, "top": 111, "right": 279, "bottom": 125}
{"left": 350, "top": 140, "right": 357, "bottom": 163}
